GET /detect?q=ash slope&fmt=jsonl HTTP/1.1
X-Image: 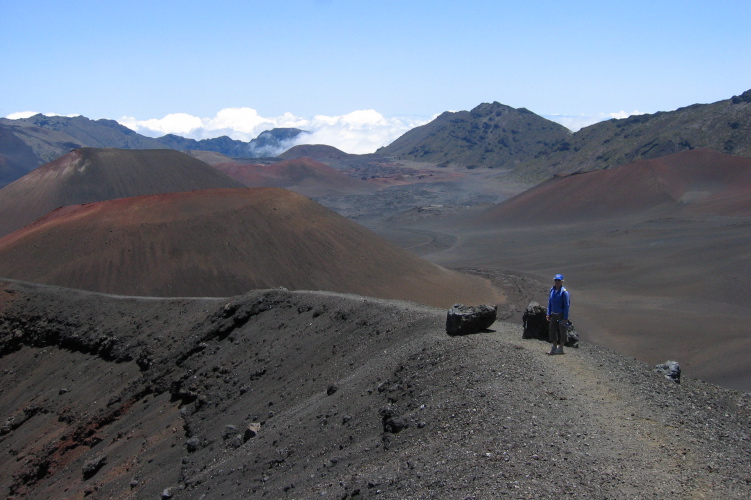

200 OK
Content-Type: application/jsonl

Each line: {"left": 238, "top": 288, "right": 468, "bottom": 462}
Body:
{"left": 402, "top": 149, "right": 751, "bottom": 390}
{"left": 0, "top": 279, "right": 749, "bottom": 499}
{"left": 0, "top": 187, "right": 501, "bottom": 308}
{"left": 480, "top": 149, "right": 751, "bottom": 225}
{"left": 212, "top": 157, "right": 375, "bottom": 197}
{"left": 0, "top": 147, "right": 245, "bottom": 238}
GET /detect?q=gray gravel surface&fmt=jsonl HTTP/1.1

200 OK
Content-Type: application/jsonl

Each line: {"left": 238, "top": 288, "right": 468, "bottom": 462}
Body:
{"left": 0, "top": 279, "right": 749, "bottom": 499}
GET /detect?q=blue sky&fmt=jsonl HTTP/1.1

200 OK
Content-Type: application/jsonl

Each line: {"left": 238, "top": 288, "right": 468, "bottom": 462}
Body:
{"left": 2, "top": 0, "right": 750, "bottom": 153}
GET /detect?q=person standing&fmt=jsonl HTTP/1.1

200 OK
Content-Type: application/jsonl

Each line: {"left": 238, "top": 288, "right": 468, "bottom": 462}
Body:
{"left": 546, "top": 274, "right": 570, "bottom": 355}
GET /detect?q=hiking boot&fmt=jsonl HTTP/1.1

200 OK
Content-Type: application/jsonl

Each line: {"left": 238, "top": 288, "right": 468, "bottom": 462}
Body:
{"left": 556, "top": 346, "right": 565, "bottom": 355}
{"left": 548, "top": 346, "right": 557, "bottom": 355}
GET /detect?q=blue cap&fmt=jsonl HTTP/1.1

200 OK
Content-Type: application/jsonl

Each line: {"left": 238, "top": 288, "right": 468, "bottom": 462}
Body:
{"left": 554, "top": 274, "right": 564, "bottom": 281}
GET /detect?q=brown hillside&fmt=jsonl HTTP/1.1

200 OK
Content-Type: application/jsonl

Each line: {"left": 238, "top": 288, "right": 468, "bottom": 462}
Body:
{"left": 213, "top": 157, "right": 375, "bottom": 196}
{"left": 480, "top": 149, "right": 751, "bottom": 225}
{"left": 279, "top": 143, "right": 350, "bottom": 161}
{"left": 0, "top": 147, "right": 245, "bottom": 237}
{"left": 0, "top": 187, "right": 503, "bottom": 307}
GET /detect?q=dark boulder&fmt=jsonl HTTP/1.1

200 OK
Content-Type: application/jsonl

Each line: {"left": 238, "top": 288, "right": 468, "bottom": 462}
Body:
{"left": 446, "top": 304, "right": 497, "bottom": 336}
{"left": 522, "top": 302, "right": 547, "bottom": 340}
{"left": 244, "top": 422, "right": 261, "bottom": 441}
{"left": 379, "top": 408, "right": 408, "bottom": 434}
{"left": 522, "top": 301, "right": 579, "bottom": 348}
{"left": 186, "top": 437, "right": 201, "bottom": 453}
{"left": 563, "top": 322, "right": 579, "bottom": 348}
{"left": 82, "top": 455, "right": 107, "bottom": 479}
{"left": 655, "top": 361, "right": 681, "bottom": 383}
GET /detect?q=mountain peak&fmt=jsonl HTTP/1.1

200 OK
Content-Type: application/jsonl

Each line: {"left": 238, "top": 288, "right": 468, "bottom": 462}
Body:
{"left": 377, "top": 102, "right": 570, "bottom": 168}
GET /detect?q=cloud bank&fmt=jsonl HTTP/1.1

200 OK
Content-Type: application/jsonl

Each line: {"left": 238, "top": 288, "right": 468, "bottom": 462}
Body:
{"left": 117, "top": 108, "right": 428, "bottom": 155}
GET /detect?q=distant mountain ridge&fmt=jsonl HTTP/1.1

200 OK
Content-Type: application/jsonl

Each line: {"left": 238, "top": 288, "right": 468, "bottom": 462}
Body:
{"left": 0, "top": 114, "right": 307, "bottom": 187}
{"left": 0, "top": 115, "right": 170, "bottom": 187}
{"left": 3, "top": 88, "right": 751, "bottom": 187}
{"left": 376, "top": 102, "right": 572, "bottom": 169}
{"left": 376, "top": 90, "right": 751, "bottom": 182}
{"left": 155, "top": 128, "right": 307, "bottom": 157}
{"left": 0, "top": 114, "right": 167, "bottom": 150}
{"left": 510, "top": 89, "right": 751, "bottom": 182}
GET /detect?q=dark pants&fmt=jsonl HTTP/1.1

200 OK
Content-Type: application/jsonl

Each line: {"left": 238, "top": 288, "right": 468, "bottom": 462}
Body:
{"left": 548, "top": 313, "right": 568, "bottom": 345}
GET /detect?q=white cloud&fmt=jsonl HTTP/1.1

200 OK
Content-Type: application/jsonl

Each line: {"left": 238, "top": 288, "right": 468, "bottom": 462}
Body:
{"left": 117, "top": 108, "right": 428, "bottom": 154}
{"left": 6, "top": 111, "right": 40, "bottom": 119}
{"left": 607, "top": 110, "right": 646, "bottom": 120}
{"left": 119, "top": 113, "right": 204, "bottom": 137}
{"left": 297, "top": 110, "right": 423, "bottom": 154}
{"left": 5, "top": 111, "right": 81, "bottom": 119}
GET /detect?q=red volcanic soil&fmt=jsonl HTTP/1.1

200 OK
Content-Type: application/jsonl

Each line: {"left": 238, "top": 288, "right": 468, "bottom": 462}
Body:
{"left": 0, "top": 187, "right": 503, "bottom": 307}
{"left": 0, "top": 147, "right": 244, "bottom": 237}
{"left": 480, "top": 149, "right": 751, "bottom": 225}
{"left": 213, "top": 157, "right": 374, "bottom": 197}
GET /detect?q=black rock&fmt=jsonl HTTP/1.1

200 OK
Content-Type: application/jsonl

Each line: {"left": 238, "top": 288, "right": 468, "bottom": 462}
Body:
{"left": 221, "top": 424, "right": 238, "bottom": 440}
{"left": 655, "top": 361, "right": 681, "bottom": 383}
{"left": 82, "top": 455, "right": 107, "bottom": 479}
{"left": 522, "top": 302, "right": 547, "bottom": 340}
{"left": 379, "top": 408, "right": 408, "bottom": 433}
{"left": 186, "top": 437, "right": 201, "bottom": 452}
{"left": 522, "top": 301, "right": 579, "bottom": 348}
{"left": 446, "top": 304, "right": 497, "bottom": 336}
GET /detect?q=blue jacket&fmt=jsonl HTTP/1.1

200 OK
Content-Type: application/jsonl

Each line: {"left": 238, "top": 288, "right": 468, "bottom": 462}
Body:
{"left": 547, "top": 286, "right": 570, "bottom": 319}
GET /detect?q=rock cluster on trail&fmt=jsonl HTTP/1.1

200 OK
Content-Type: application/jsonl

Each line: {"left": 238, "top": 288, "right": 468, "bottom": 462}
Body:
{"left": 445, "top": 303, "right": 497, "bottom": 335}
{"left": 521, "top": 301, "right": 579, "bottom": 347}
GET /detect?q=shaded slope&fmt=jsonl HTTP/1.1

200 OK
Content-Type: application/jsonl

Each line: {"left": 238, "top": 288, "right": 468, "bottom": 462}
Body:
{"left": 480, "top": 149, "right": 751, "bottom": 225}
{"left": 1, "top": 280, "right": 749, "bottom": 499}
{"left": 0, "top": 114, "right": 170, "bottom": 186}
{"left": 512, "top": 88, "right": 751, "bottom": 181}
{"left": 213, "top": 157, "right": 375, "bottom": 196}
{"left": 0, "top": 187, "right": 502, "bottom": 307}
{"left": 376, "top": 102, "right": 572, "bottom": 168}
{"left": 0, "top": 124, "right": 43, "bottom": 187}
{"left": 0, "top": 114, "right": 168, "bottom": 150}
{"left": 155, "top": 127, "right": 306, "bottom": 158}
{"left": 279, "top": 143, "right": 351, "bottom": 161}
{"left": 0, "top": 122, "right": 84, "bottom": 186}
{"left": 0, "top": 147, "right": 245, "bottom": 237}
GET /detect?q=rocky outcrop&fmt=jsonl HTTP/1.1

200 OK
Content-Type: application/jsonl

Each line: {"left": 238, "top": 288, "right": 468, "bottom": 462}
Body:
{"left": 655, "top": 361, "right": 681, "bottom": 383}
{"left": 522, "top": 302, "right": 548, "bottom": 340}
{"left": 446, "top": 304, "right": 497, "bottom": 335}
{"left": 522, "top": 301, "right": 579, "bottom": 347}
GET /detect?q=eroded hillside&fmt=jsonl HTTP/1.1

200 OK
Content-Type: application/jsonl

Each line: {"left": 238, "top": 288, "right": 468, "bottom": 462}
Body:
{"left": 1, "top": 279, "right": 749, "bottom": 499}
